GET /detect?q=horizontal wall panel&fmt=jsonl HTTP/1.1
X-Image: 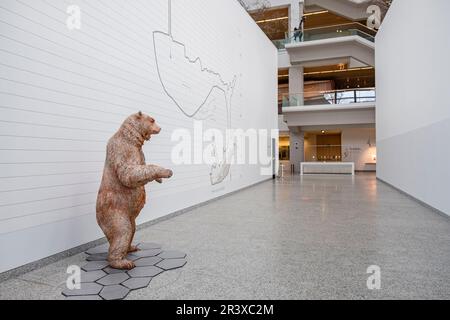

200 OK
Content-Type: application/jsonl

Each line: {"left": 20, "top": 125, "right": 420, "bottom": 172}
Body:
{"left": 0, "top": 182, "right": 100, "bottom": 207}
{"left": 0, "top": 171, "right": 100, "bottom": 191}
{"left": 0, "top": 162, "right": 104, "bottom": 179}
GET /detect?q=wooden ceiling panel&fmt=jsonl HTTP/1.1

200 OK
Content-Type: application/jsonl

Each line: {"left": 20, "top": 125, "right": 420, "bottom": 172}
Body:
{"left": 304, "top": 11, "right": 352, "bottom": 29}
{"left": 250, "top": 7, "right": 289, "bottom": 40}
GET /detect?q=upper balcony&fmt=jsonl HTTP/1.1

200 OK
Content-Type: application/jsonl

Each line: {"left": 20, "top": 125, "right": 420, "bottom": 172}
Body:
{"left": 281, "top": 87, "right": 376, "bottom": 127}
{"left": 274, "top": 22, "right": 375, "bottom": 50}
{"left": 282, "top": 87, "right": 375, "bottom": 108}
{"left": 274, "top": 23, "right": 376, "bottom": 67}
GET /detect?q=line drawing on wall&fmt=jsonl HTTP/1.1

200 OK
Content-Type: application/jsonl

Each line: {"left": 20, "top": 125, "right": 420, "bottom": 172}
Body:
{"left": 153, "top": 0, "right": 238, "bottom": 185}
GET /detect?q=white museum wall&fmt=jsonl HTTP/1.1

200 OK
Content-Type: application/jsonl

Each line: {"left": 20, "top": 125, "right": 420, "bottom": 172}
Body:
{"left": 0, "top": 0, "right": 278, "bottom": 272}
{"left": 376, "top": 0, "right": 450, "bottom": 215}
{"left": 341, "top": 128, "right": 376, "bottom": 172}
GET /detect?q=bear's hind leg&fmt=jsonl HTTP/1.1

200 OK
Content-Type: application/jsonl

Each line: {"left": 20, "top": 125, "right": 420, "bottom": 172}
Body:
{"left": 127, "top": 219, "right": 139, "bottom": 253}
{"left": 108, "top": 213, "right": 135, "bottom": 270}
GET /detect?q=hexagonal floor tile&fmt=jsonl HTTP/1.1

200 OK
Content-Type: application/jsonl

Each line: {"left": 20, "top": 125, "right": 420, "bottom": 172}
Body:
{"left": 134, "top": 256, "right": 163, "bottom": 267}
{"left": 97, "top": 273, "right": 130, "bottom": 286}
{"left": 85, "top": 244, "right": 109, "bottom": 255}
{"left": 137, "top": 242, "right": 162, "bottom": 250}
{"left": 86, "top": 253, "right": 108, "bottom": 262}
{"left": 62, "top": 283, "right": 103, "bottom": 297}
{"left": 126, "top": 253, "right": 141, "bottom": 261}
{"left": 158, "top": 250, "right": 186, "bottom": 259}
{"left": 103, "top": 266, "right": 128, "bottom": 275}
{"left": 156, "top": 258, "right": 187, "bottom": 271}
{"left": 66, "top": 295, "right": 103, "bottom": 300}
{"left": 122, "top": 277, "right": 152, "bottom": 290}
{"left": 63, "top": 242, "right": 189, "bottom": 300}
{"left": 128, "top": 266, "right": 164, "bottom": 278}
{"left": 82, "top": 260, "right": 109, "bottom": 272}
{"left": 99, "top": 285, "right": 130, "bottom": 300}
{"left": 80, "top": 270, "right": 107, "bottom": 283}
{"left": 132, "top": 249, "right": 162, "bottom": 258}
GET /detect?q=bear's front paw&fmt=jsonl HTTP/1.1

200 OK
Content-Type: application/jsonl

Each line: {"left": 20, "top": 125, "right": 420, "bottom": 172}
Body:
{"left": 160, "top": 169, "right": 173, "bottom": 179}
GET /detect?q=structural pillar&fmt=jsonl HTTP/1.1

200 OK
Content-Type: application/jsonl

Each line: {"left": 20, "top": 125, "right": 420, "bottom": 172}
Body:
{"left": 289, "top": 127, "right": 304, "bottom": 173}
{"left": 290, "top": 1, "right": 304, "bottom": 35}
{"left": 289, "top": 65, "right": 304, "bottom": 106}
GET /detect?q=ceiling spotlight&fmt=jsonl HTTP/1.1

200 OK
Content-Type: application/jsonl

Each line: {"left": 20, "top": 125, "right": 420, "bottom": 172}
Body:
{"left": 256, "top": 16, "right": 289, "bottom": 24}
{"left": 304, "top": 10, "right": 329, "bottom": 17}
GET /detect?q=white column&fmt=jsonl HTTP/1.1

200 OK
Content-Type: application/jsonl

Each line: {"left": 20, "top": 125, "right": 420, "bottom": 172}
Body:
{"left": 289, "top": 127, "right": 304, "bottom": 173}
{"left": 289, "top": 65, "right": 304, "bottom": 106}
{"left": 290, "top": 1, "right": 304, "bottom": 35}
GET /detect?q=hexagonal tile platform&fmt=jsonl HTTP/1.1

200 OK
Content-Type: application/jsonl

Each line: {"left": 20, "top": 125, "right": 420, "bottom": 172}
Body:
{"left": 99, "top": 285, "right": 130, "bottom": 300}
{"left": 97, "top": 273, "right": 129, "bottom": 286}
{"left": 128, "top": 266, "right": 164, "bottom": 278}
{"left": 62, "top": 282, "right": 103, "bottom": 297}
{"left": 103, "top": 266, "right": 128, "bottom": 275}
{"left": 62, "top": 242, "right": 187, "bottom": 300}
{"left": 125, "top": 253, "right": 142, "bottom": 261}
{"left": 80, "top": 270, "right": 107, "bottom": 283}
{"left": 82, "top": 261, "right": 109, "bottom": 272}
{"left": 134, "top": 256, "right": 162, "bottom": 267}
{"left": 86, "top": 253, "right": 108, "bottom": 262}
{"left": 66, "top": 295, "right": 103, "bottom": 300}
{"left": 156, "top": 258, "right": 187, "bottom": 271}
{"left": 131, "top": 249, "right": 162, "bottom": 258}
{"left": 137, "top": 242, "right": 162, "bottom": 250}
{"left": 122, "top": 277, "right": 152, "bottom": 290}
{"left": 158, "top": 250, "right": 187, "bottom": 259}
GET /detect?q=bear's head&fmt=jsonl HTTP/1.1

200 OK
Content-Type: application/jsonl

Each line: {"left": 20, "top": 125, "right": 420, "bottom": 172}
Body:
{"left": 121, "top": 111, "right": 161, "bottom": 145}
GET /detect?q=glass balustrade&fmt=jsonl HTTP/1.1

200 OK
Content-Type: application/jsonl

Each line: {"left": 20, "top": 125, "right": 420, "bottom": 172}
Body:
{"left": 272, "top": 23, "right": 375, "bottom": 50}
{"left": 281, "top": 88, "right": 376, "bottom": 107}
{"left": 272, "top": 38, "right": 290, "bottom": 50}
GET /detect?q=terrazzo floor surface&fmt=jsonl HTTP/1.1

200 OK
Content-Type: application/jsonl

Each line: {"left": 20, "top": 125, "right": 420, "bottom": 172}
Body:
{"left": 1, "top": 173, "right": 449, "bottom": 299}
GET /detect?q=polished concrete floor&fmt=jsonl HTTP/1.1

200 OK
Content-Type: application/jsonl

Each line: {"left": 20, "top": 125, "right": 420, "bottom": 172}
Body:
{"left": 1, "top": 173, "right": 449, "bottom": 300}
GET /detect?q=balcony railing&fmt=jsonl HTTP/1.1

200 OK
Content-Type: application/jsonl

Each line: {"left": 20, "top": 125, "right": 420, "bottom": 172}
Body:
{"left": 272, "top": 23, "right": 376, "bottom": 50}
{"left": 281, "top": 88, "right": 376, "bottom": 107}
{"left": 272, "top": 38, "right": 290, "bottom": 50}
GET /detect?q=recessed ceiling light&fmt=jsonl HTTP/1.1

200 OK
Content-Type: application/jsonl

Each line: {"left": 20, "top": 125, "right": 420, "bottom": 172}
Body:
{"left": 304, "top": 10, "right": 329, "bottom": 17}
{"left": 256, "top": 16, "right": 288, "bottom": 24}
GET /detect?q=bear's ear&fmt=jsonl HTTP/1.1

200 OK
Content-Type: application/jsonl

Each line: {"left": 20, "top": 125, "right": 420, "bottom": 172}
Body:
{"left": 137, "top": 111, "right": 143, "bottom": 118}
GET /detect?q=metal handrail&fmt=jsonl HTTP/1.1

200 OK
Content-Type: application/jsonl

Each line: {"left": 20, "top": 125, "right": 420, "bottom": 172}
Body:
{"left": 265, "top": 22, "right": 376, "bottom": 39}
{"left": 281, "top": 88, "right": 376, "bottom": 107}
{"left": 290, "top": 28, "right": 375, "bottom": 42}
{"left": 282, "top": 87, "right": 376, "bottom": 96}
{"left": 301, "top": 22, "right": 376, "bottom": 36}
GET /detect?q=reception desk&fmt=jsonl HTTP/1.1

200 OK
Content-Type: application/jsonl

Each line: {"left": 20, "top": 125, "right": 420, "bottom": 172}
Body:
{"left": 300, "top": 162, "right": 355, "bottom": 175}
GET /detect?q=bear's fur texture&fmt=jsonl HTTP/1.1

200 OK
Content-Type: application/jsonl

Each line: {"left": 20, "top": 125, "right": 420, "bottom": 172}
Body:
{"left": 96, "top": 112, "right": 173, "bottom": 269}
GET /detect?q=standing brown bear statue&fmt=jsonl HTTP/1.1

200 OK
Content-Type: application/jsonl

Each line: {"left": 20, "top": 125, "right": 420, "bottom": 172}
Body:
{"left": 96, "top": 112, "right": 173, "bottom": 270}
